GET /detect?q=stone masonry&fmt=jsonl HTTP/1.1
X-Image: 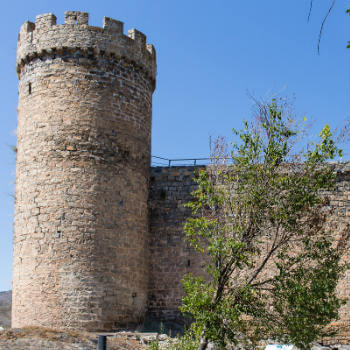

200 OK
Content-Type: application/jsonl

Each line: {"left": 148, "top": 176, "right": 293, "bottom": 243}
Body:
{"left": 14, "top": 11, "right": 156, "bottom": 331}
{"left": 147, "top": 166, "right": 206, "bottom": 322}
{"left": 13, "top": 10, "right": 350, "bottom": 344}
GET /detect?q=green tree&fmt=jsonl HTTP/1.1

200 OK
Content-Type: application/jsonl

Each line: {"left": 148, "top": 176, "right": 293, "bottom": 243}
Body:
{"left": 177, "top": 99, "right": 348, "bottom": 350}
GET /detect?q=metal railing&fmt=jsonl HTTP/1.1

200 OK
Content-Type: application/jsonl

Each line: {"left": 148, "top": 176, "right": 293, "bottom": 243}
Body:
{"left": 151, "top": 154, "right": 350, "bottom": 167}
{"left": 152, "top": 156, "right": 216, "bottom": 167}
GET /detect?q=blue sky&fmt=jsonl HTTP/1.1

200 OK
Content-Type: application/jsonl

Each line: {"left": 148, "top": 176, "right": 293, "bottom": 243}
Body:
{"left": 0, "top": 0, "right": 349, "bottom": 291}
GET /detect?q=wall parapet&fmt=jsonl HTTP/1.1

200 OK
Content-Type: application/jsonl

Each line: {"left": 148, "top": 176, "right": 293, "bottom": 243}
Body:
{"left": 150, "top": 162, "right": 350, "bottom": 174}
{"left": 17, "top": 11, "right": 156, "bottom": 85}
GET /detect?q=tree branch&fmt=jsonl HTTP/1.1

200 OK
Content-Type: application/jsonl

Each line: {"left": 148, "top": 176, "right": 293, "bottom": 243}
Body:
{"left": 308, "top": 0, "right": 314, "bottom": 22}
{"left": 247, "top": 222, "right": 281, "bottom": 285}
{"left": 318, "top": 0, "right": 336, "bottom": 54}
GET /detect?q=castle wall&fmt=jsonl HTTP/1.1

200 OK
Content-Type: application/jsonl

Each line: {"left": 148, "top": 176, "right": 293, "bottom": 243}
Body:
{"left": 148, "top": 164, "right": 350, "bottom": 343}
{"left": 148, "top": 166, "right": 205, "bottom": 322}
{"left": 13, "top": 12, "right": 156, "bottom": 331}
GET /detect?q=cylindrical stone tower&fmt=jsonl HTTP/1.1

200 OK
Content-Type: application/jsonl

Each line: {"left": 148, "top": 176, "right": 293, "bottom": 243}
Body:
{"left": 13, "top": 11, "right": 156, "bottom": 331}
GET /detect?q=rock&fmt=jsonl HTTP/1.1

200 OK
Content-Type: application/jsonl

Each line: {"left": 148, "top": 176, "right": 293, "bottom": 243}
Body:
{"left": 207, "top": 342, "right": 219, "bottom": 349}
{"left": 312, "top": 343, "right": 331, "bottom": 350}
{"left": 141, "top": 334, "right": 157, "bottom": 344}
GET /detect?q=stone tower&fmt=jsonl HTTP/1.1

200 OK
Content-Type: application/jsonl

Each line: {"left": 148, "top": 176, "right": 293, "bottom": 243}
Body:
{"left": 13, "top": 11, "right": 156, "bottom": 331}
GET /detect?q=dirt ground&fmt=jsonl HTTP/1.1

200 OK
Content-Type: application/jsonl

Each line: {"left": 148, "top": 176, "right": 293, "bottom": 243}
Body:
{"left": 0, "top": 327, "right": 148, "bottom": 350}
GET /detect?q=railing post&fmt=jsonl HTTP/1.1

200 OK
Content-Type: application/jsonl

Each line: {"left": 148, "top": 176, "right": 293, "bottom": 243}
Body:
{"left": 194, "top": 159, "right": 197, "bottom": 165}
{"left": 168, "top": 159, "right": 171, "bottom": 167}
{"left": 97, "top": 335, "right": 107, "bottom": 350}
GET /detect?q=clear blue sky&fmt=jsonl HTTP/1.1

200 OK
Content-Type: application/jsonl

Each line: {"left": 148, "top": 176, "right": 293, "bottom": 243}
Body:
{"left": 0, "top": 0, "right": 349, "bottom": 291}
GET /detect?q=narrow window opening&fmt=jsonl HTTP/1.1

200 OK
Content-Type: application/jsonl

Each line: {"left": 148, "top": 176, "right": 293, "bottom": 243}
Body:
{"left": 74, "top": 16, "right": 77, "bottom": 24}
{"left": 187, "top": 259, "right": 191, "bottom": 267}
{"left": 28, "top": 83, "right": 32, "bottom": 95}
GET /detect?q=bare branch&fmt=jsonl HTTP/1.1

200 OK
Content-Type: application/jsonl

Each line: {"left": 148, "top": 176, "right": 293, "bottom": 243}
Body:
{"left": 318, "top": 0, "right": 336, "bottom": 54}
{"left": 247, "top": 224, "right": 280, "bottom": 286}
{"left": 308, "top": 0, "right": 314, "bottom": 22}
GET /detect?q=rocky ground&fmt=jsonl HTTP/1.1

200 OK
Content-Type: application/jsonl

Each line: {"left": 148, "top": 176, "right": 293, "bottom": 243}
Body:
{"left": 1, "top": 291, "right": 350, "bottom": 350}
{"left": 0, "top": 327, "right": 153, "bottom": 350}
{"left": 1, "top": 327, "right": 350, "bottom": 350}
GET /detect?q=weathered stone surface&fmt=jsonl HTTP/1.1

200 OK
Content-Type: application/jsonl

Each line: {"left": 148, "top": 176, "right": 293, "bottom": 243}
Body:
{"left": 13, "top": 11, "right": 156, "bottom": 331}
{"left": 148, "top": 166, "right": 206, "bottom": 323}
{"left": 17, "top": 12, "right": 156, "bottom": 84}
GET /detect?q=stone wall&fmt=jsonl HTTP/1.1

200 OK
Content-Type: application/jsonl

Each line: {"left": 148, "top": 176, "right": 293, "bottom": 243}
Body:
{"left": 148, "top": 166, "right": 205, "bottom": 322}
{"left": 13, "top": 11, "right": 156, "bottom": 331}
{"left": 326, "top": 164, "right": 350, "bottom": 343}
{"left": 148, "top": 163, "right": 350, "bottom": 343}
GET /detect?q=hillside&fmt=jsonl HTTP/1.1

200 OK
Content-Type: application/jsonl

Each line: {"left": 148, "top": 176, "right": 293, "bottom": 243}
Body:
{"left": 0, "top": 291, "right": 11, "bottom": 328}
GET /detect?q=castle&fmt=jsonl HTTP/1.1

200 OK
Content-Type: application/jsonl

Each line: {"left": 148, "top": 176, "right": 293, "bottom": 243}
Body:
{"left": 13, "top": 11, "right": 350, "bottom": 342}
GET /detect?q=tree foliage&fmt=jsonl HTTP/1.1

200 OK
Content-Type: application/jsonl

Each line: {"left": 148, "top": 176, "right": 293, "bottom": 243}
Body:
{"left": 175, "top": 99, "right": 348, "bottom": 350}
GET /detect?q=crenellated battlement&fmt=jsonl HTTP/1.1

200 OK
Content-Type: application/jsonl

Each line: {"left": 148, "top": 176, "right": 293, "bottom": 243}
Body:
{"left": 64, "top": 11, "right": 89, "bottom": 25}
{"left": 17, "top": 11, "right": 156, "bottom": 83}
